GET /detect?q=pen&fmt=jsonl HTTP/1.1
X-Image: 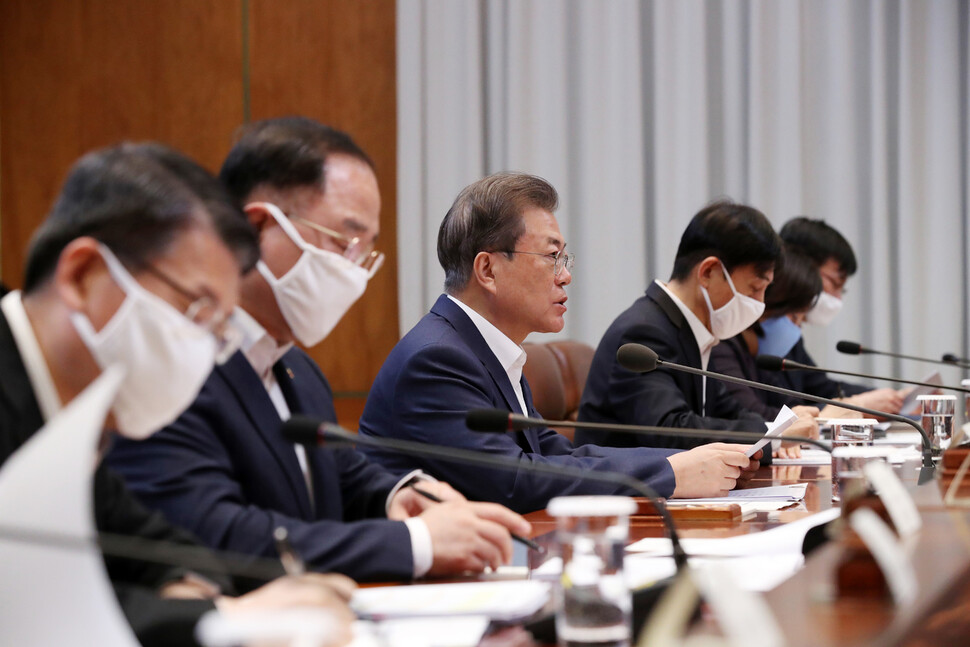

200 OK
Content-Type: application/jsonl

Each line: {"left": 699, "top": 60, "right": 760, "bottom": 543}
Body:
{"left": 273, "top": 526, "right": 306, "bottom": 576}
{"left": 410, "top": 484, "right": 545, "bottom": 554}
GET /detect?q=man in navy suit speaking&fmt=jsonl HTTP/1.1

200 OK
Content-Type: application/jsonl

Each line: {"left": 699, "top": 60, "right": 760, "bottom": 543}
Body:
{"left": 107, "top": 118, "right": 529, "bottom": 582}
{"left": 358, "top": 172, "right": 759, "bottom": 514}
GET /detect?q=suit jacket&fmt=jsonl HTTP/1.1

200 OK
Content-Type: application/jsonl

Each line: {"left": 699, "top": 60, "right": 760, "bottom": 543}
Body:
{"left": 778, "top": 337, "right": 869, "bottom": 400}
{"left": 357, "top": 294, "right": 679, "bottom": 514}
{"left": 0, "top": 308, "right": 219, "bottom": 647}
{"left": 576, "top": 282, "right": 767, "bottom": 450}
{"left": 106, "top": 347, "right": 415, "bottom": 582}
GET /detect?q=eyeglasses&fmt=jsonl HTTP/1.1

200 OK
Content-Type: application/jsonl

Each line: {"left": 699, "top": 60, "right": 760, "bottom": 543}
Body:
{"left": 293, "top": 217, "right": 385, "bottom": 278}
{"left": 504, "top": 244, "right": 575, "bottom": 277}
{"left": 138, "top": 263, "right": 242, "bottom": 363}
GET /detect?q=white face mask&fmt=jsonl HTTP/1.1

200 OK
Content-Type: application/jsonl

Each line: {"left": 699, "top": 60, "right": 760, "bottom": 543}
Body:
{"left": 700, "top": 261, "right": 766, "bottom": 340}
{"left": 252, "top": 202, "right": 370, "bottom": 347}
{"left": 70, "top": 244, "right": 218, "bottom": 439}
{"left": 805, "top": 290, "right": 843, "bottom": 327}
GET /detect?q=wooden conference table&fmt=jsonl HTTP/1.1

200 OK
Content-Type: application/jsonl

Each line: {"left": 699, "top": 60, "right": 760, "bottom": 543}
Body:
{"left": 516, "top": 456, "right": 970, "bottom": 646}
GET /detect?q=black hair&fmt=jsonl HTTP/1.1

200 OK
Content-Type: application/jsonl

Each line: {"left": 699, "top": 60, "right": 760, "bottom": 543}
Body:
{"left": 438, "top": 172, "right": 558, "bottom": 293}
{"left": 763, "top": 245, "right": 822, "bottom": 317}
{"left": 219, "top": 116, "right": 374, "bottom": 204}
{"left": 23, "top": 142, "right": 259, "bottom": 293}
{"left": 779, "top": 216, "right": 858, "bottom": 277}
{"left": 669, "top": 200, "right": 782, "bottom": 280}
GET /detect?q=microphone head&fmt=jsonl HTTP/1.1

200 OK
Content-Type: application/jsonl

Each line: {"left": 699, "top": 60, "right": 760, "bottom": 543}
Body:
{"left": 836, "top": 340, "right": 863, "bottom": 355}
{"left": 617, "top": 343, "right": 659, "bottom": 373}
{"left": 281, "top": 416, "right": 323, "bottom": 445}
{"left": 943, "top": 353, "right": 964, "bottom": 364}
{"left": 466, "top": 409, "right": 513, "bottom": 432}
{"left": 755, "top": 355, "right": 785, "bottom": 372}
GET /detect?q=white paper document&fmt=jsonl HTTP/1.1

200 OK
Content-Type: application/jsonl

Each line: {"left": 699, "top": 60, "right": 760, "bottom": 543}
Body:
{"left": 351, "top": 580, "right": 550, "bottom": 621}
{"left": 747, "top": 405, "right": 798, "bottom": 457}
{"left": 350, "top": 616, "right": 491, "bottom": 647}
{"left": 626, "top": 507, "right": 841, "bottom": 556}
{"left": 0, "top": 366, "right": 137, "bottom": 646}
{"left": 899, "top": 371, "right": 943, "bottom": 414}
{"left": 670, "top": 483, "right": 807, "bottom": 505}
{"left": 772, "top": 449, "right": 832, "bottom": 465}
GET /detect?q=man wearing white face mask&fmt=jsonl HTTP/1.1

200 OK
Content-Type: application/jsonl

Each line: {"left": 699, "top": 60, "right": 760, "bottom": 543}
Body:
{"left": 777, "top": 217, "right": 905, "bottom": 413}
{"left": 577, "top": 201, "right": 820, "bottom": 451}
{"left": 1, "top": 143, "right": 359, "bottom": 647}
{"left": 108, "top": 117, "right": 530, "bottom": 583}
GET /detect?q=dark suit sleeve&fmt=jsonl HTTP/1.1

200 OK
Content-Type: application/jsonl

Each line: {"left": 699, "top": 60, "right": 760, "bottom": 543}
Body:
{"left": 359, "top": 341, "right": 678, "bottom": 514}
{"left": 709, "top": 339, "right": 782, "bottom": 419}
{"left": 108, "top": 394, "right": 415, "bottom": 583}
{"left": 583, "top": 323, "right": 767, "bottom": 450}
{"left": 786, "top": 340, "right": 869, "bottom": 399}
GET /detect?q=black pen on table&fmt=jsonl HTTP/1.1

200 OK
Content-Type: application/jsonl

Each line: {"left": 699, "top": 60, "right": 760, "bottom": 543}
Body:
{"left": 274, "top": 526, "right": 306, "bottom": 575}
{"left": 409, "top": 484, "right": 545, "bottom": 554}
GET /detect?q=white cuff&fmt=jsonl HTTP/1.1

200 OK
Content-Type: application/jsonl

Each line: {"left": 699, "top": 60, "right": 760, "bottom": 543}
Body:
{"left": 384, "top": 469, "right": 436, "bottom": 516}
{"left": 404, "top": 517, "right": 434, "bottom": 578}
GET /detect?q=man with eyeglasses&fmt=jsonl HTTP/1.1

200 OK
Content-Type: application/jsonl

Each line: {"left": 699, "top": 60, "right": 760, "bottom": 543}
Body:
{"left": 108, "top": 118, "right": 530, "bottom": 582}
{"left": 357, "top": 173, "right": 763, "bottom": 514}
{"left": 776, "top": 217, "right": 904, "bottom": 412}
{"left": 0, "top": 142, "right": 357, "bottom": 646}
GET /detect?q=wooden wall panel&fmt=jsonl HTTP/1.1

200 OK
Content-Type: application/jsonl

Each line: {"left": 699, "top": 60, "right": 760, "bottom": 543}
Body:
{"left": 248, "top": 0, "right": 399, "bottom": 403}
{"left": 0, "top": 0, "right": 244, "bottom": 287}
{"left": 0, "top": 0, "right": 399, "bottom": 418}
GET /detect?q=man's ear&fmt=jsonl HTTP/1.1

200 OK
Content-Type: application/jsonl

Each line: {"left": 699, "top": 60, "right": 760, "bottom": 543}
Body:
{"left": 52, "top": 237, "right": 106, "bottom": 311}
{"left": 472, "top": 251, "right": 499, "bottom": 295}
{"left": 695, "top": 256, "right": 721, "bottom": 289}
{"left": 243, "top": 203, "right": 275, "bottom": 234}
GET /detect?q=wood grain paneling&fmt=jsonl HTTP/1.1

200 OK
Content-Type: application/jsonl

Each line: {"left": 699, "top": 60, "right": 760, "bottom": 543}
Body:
{"left": 0, "top": 0, "right": 398, "bottom": 407}
{"left": 0, "top": 0, "right": 244, "bottom": 287}
{"left": 248, "top": 0, "right": 399, "bottom": 396}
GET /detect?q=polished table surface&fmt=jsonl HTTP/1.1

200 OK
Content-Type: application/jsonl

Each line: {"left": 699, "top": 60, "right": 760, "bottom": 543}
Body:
{"left": 521, "top": 458, "right": 970, "bottom": 646}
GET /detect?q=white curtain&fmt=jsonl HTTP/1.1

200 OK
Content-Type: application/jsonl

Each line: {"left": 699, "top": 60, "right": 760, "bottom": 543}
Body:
{"left": 397, "top": 0, "right": 970, "bottom": 387}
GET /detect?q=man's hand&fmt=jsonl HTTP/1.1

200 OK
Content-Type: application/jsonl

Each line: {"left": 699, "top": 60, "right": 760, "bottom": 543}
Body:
{"left": 388, "top": 481, "right": 466, "bottom": 520}
{"left": 667, "top": 443, "right": 752, "bottom": 498}
{"left": 217, "top": 572, "right": 356, "bottom": 616}
{"left": 421, "top": 501, "right": 531, "bottom": 575}
{"left": 775, "top": 414, "right": 820, "bottom": 459}
{"left": 848, "top": 388, "right": 905, "bottom": 415}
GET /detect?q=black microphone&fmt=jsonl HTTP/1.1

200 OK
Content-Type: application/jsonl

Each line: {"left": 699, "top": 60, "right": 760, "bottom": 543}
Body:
{"left": 616, "top": 343, "right": 936, "bottom": 471}
{"left": 282, "top": 416, "right": 690, "bottom": 570}
{"left": 942, "top": 353, "right": 970, "bottom": 368}
{"left": 838, "top": 340, "right": 970, "bottom": 369}
{"left": 755, "top": 354, "right": 970, "bottom": 396}
{"left": 0, "top": 524, "right": 285, "bottom": 583}
{"left": 465, "top": 409, "right": 832, "bottom": 454}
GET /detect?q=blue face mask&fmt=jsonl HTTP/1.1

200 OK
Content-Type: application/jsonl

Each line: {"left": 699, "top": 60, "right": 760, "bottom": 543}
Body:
{"left": 757, "top": 315, "right": 803, "bottom": 358}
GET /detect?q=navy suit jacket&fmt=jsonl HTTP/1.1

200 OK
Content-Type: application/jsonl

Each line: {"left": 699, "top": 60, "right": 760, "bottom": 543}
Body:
{"left": 107, "top": 347, "right": 415, "bottom": 582}
{"left": 357, "top": 295, "right": 678, "bottom": 514}
{"left": 778, "top": 338, "right": 869, "bottom": 401}
{"left": 576, "top": 282, "right": 766, "bottom": 449}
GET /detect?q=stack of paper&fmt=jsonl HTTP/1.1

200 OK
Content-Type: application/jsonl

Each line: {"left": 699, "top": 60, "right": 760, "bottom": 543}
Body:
{"left": 351, "top": 580, "right": 550, "bottom": 621}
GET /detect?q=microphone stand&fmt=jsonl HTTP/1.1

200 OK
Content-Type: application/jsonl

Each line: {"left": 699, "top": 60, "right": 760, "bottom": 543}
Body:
{"left": 285, "top": 418, "right": 690, "bottom": 570}
{"left": 760, "top": 356, "right": 970, "bottom": 395}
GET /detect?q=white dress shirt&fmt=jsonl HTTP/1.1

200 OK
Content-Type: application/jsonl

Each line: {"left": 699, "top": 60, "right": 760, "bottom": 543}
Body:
{"left": 233, "top": 308, "right": 433, "bottom": 576}
{"left": 1, "top": 291, "right": 62, "bottom": 422}
{"left": 654, "top": 280, "right": 718, "bottom": 415}
{"left": 447, "top": 295, "right": 529, "bottom": 414}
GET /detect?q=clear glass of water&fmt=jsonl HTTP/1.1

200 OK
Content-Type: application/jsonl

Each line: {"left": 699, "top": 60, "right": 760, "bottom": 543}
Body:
{"left": 829, "top": 418, "right": 877, "bottom": 449}
{"left": 831, "top": 446, "right": 893, "bottom": 503}
{"left": 918, "top": 394, "right": 956, "bottom": 451}
{"left": 547, "top": 496, "right": 636, "bottom": 647}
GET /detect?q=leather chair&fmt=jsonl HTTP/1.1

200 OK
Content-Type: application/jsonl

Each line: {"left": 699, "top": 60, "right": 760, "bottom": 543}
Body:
{"left": 521, "top": 340, "right": 595, "bottom": 442}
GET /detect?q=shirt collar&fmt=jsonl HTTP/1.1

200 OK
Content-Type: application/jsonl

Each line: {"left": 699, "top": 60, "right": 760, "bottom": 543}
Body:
{"left": 1, "top": 291, "right": 63, "bottom": 422}
{"left": 654, "top": 279, "right": 718, "bottom": 358}
{"left": 235, "top": 307, "right": 293, "bottom": 381}
{"left": 446, "top": 295, "right": 527, "bottom": 377}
